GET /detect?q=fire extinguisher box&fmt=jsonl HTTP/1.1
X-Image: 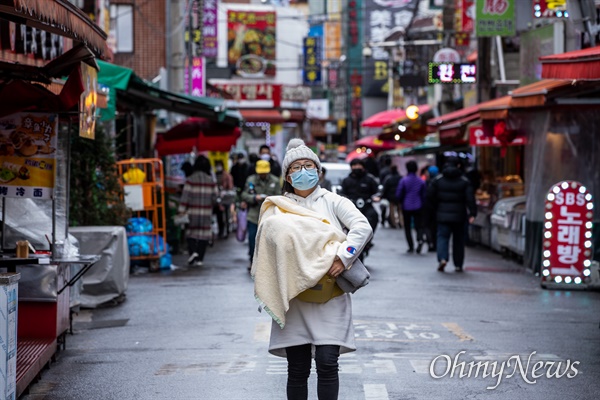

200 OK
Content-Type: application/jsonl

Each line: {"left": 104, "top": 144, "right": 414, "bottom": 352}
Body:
{"left": 0, "top": 273, "right": 19, "bottom": 400}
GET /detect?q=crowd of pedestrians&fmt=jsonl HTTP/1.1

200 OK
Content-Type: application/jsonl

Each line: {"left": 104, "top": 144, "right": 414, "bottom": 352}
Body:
{"left": 176, "top": 144, "right": 477, "bottom": 275}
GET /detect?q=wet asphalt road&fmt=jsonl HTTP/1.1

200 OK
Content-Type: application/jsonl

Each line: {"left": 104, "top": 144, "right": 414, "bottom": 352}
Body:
{"left": 22, "top": 224, "right": 600, "bottom": 400}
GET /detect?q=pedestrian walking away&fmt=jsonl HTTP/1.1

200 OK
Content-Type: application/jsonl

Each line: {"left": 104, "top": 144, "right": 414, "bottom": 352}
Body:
{"left": 252, "top": 138, "right": 373, "bottom": 400}
{"left": 241, "top": 159, "right": 280, "bottom": 270}
{"left": 382, "top": 165, "right": 403, "bottom": 228}
{"left": 177, "top": 156, "right": 219, "bottom": 267}
{"left": 426, "top": 156, "right": 477, "bottom": 272}
{"left": 396, "top": 160, "right": 427, "bottom": 253}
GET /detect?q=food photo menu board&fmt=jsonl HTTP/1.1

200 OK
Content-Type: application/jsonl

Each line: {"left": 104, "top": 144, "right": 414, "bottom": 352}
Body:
{"left": 0, "top": 113, "right": 58, "bottom": 199}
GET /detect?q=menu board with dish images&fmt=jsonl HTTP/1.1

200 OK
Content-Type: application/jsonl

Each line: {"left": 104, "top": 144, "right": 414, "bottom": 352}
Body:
{"left": 227, "top": 10, "right": 276, "bottom": 77}
{"left": 0, "top": 113, "right": 58, "bottom": 199}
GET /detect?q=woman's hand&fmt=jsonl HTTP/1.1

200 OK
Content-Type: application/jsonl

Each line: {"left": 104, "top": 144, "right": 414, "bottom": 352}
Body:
{"left": 327, "top": 258, "right": 345, "bottom": 278}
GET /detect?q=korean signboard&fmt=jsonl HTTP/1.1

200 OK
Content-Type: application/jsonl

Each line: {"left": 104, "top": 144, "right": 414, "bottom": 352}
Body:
{"left": 428, "top": 62, "right": 477, "bottom": 84}
{"left": 185, "top": 57, "right": 205, "bottom": 97}
{"left": 227, "top": 10, "right": 276, "bottom": 77}
{"left": 455, "top": 0, "right": 474, "bottom": 33}
{"left": 203, "top": 0, "right": 218, "bottom": 58}
{"left": 210, "top": 83, "right": 312, "bottom": 108}
{"left": 303, "top": 37, "right": 322, "bottom": 86}
{"left": 363, "top": 0, "right": 418, "bottom": 97}
{"left": 533, "top": 0, "right": 568, "bottom": 18}
{"left": 0, "top": 113, "right": 58, "bottom": 199}
{"left": 325, "top": 21, "right": 341, "bottom": 60}
{"left": 541, "top": 181, "right": 594, "bottom": 287}
{"left": 475, "top": 0, "right": 515, "bottom": 37}
{"left": 469, "top": 126, "right": 525, "bottom": 146}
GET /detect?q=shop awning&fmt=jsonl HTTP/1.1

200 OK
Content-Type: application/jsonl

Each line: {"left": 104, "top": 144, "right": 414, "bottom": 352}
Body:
{"left": 478, "top": 96, "right": 512, "bottom": 120}
{"left": 427, "top": 104, "right": 480, "bottom": 132}
{"left": 362, "top": 109, "right": 407, "bottom": 128}
{"left": 540, "top": 46, "right": 600, "bottom": 80}
{"left": 97, "top": 61, "right": 241, "bottom": 126}
{"left": 509, "top": 79, "right": 573, "bottom": 108}
{"left": 155, "top": 117, "right": 241, "bottom": 156}
{"left": 239, "top": 109, "right": 305, "bottom": 124}
{"left": 0, "top": 0, "right": 108, "bottom": 57}
{"left": 354, "top": 136, "right": 399, "bottom": 151}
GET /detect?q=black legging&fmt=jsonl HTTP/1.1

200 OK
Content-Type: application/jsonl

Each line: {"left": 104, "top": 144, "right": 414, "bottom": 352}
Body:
{"left": 286, "top": 344, "right": 340, "bottom": 400}
{"left": 402, "top": 209, "right": 425, "bottom": 250}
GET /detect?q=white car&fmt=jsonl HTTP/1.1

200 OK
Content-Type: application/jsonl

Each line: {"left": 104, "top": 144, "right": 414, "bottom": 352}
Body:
{"left": 320, "top": 162, "right": 351, "bottom": 195}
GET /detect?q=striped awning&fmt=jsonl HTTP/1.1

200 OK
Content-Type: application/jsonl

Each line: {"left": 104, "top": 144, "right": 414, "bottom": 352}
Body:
{"left": 0, "top": 0, "right": 108, "bottom": 57}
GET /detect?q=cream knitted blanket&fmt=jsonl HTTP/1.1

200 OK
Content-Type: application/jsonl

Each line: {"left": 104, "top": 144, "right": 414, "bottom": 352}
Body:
{"left": 251, "top": 196, "right": 347, "bottom": 328}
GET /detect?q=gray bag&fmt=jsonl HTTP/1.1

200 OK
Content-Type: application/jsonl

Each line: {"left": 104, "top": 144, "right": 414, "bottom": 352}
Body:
{"left": 336, "top": 257, "right": 370, "bottom": 294}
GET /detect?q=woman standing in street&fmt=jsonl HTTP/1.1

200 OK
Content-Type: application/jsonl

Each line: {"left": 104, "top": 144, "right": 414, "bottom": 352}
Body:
{"left": 178, "top": 156, "right": 218, "bottom": 266}
{"left": 252, "top": 139, "right": 372, "bottom": 400}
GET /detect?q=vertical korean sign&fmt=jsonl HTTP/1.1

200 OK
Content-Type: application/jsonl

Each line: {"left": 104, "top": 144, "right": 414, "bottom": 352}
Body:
{"left": 185, "top": 57, "right": 205, "bottom": 97}
{"left": 0, "top": 113, "right": 58, "bottom": 199}
{"left": 203, "top": 0, "right": 218, "bottom": 58}
{"left": 475, "top": 0, "right": 515, "bottom": 37}
{"left": 303, "top": 37, "right": 322, "bottom": 86}
{"left": 227, "top": 10, "right": 276, "bottom": 77}
{"left": 542, "top": 181, "right": 594, "bottom": 287}
{"left": 363, "top": 0, "right": 417, "bottom": 97}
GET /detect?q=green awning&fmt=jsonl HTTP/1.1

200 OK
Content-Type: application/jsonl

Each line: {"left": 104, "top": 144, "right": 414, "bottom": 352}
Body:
{"left": 97, "top": 61, "right": 241, "bottom": 126}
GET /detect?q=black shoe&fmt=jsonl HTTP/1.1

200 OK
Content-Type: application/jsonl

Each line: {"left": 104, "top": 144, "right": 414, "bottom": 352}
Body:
{"left": 416, "top": 242, "right": 423, "bottom": 254}
{"left": 455, "top": 266, "right": 463, "bottom": 272}
{"left": 437, "top": 259, "right": 447, "bottom": 272}
{"left": 428, "top": 244, "right": 436, "bottom": 252}
{"left": 406, "top": 248, "right": 414, "bottom": 253}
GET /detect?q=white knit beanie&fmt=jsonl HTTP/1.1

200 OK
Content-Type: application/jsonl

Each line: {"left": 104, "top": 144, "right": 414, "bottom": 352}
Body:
{"left": 281, "top": 138, "right": 321, "bottom": 175}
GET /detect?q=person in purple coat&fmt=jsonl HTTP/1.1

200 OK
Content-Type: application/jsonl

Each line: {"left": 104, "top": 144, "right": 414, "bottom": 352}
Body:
{"left": 396, "top": 160, "right": 427, "bottom": 253}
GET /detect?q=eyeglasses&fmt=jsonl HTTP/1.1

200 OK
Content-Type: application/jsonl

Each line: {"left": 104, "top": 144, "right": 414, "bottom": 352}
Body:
{"left": 289, "top": 162, "right": 316, "bottom": 172}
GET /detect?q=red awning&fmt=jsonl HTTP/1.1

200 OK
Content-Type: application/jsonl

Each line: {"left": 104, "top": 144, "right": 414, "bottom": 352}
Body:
{"left": 427, "top": 104, "right": 479, "bottom": 130}
{"left": 354, "top": 136, "right": 398, "bottom": 151}
{"left": 240, "top": 109, "right": 305, "bottom": 124}
{"left": 540, "top": 46, "right": 600, "bottom": 80}
{"left": 362, "top": 109, "right": 407, "bottom": 128}
{"left": 155, "top": 118, "right": 241, "bottom": 156}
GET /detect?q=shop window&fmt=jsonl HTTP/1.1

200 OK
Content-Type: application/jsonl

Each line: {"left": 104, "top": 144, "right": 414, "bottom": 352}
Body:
{"left": 110, "top": 4, "right": 134, "bottom": 53}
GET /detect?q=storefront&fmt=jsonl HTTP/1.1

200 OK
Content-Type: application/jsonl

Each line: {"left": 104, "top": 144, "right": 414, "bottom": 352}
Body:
{"left": 0, "top": 1, "right": 109, "bottom": 397}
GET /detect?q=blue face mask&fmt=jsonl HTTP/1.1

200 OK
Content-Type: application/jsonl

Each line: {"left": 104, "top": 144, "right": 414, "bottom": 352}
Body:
{"left": 290, "top": 168, "right": 319, "bottom": 190}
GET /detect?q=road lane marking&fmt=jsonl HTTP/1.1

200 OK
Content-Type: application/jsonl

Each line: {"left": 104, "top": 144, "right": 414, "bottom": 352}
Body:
{"left": 442, "top": 322, "right": 474, "bottom": 341}
{"left": 364, "top": 384, "right": 389, "bottom": 400}
{"left": 409, "top": 359, "right": 432, "bottom": 374}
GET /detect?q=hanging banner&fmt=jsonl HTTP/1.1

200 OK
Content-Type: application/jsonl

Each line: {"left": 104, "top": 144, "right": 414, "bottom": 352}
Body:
{"left": 455, "top": 0, "right": 475, "bottom": 33}
{"left": 203, "top": 0, "right": 218, "bottom": 58}
{"left": 303, "top": 36, "right": 322, "bottom": 86}
{"left": 475, "top": 0, "right": 515, "bottom": 37}
{"left": 227, "top": 10, "right": 276, "bottom": 77}
{"left": 541, "top": 181, "right": 594, "bottom": 288}
{"left": 0, "top": 113, "right": 58, "bottom": 199}
{"left": 80, "top": 63, "right": 98, "bottom": 140}
{"left": 363, "top": 0, "right": 418, "bottom": 97}
{"left": 324, "top": 21, "right": 342, "bottom": 60}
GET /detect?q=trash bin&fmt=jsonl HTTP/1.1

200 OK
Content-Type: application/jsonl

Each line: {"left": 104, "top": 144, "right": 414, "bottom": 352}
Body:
{"left": 490, "top": 196, "right": 527, "bottom": 254}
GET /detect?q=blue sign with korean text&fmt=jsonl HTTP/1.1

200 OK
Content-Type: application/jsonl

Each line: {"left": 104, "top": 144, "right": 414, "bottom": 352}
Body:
{"left": 303, "top": 36, "right": 322, "bottom": 86}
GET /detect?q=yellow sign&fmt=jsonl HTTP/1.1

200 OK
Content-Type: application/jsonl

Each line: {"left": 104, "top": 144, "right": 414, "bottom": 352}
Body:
{"left": 0, "top": 113, "right": 58, "bottom": 199}
{"left": 325, "top": 21, "right": 341, "bottom": 60}
{"left": 80, "top": 63, "right": 98, "bottom": 139}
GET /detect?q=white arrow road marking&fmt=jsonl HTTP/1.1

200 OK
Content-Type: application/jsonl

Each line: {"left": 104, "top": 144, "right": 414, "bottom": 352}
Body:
{"left": 364, "top": 384, "right": 389, "bottom": 400}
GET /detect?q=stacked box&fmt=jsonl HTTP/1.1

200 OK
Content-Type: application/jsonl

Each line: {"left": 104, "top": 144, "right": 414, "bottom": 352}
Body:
{"left": 0, "top": 273, "right": 19, "bottom": 400}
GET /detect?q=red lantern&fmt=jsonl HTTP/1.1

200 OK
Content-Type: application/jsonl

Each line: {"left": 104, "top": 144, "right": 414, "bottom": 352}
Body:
{"left": 493, "top": 121, "right": 517, "bottom": 156}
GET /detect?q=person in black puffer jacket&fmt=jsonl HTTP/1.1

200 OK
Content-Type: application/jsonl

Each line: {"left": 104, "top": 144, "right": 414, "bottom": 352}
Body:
{"left": 426, "top": 157, "right": 477, "bottom": 272}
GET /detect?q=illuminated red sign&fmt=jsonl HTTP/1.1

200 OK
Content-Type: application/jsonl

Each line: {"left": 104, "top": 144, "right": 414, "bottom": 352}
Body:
{"left": 542, "top": 181, "right": 594, "bottom": 286}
